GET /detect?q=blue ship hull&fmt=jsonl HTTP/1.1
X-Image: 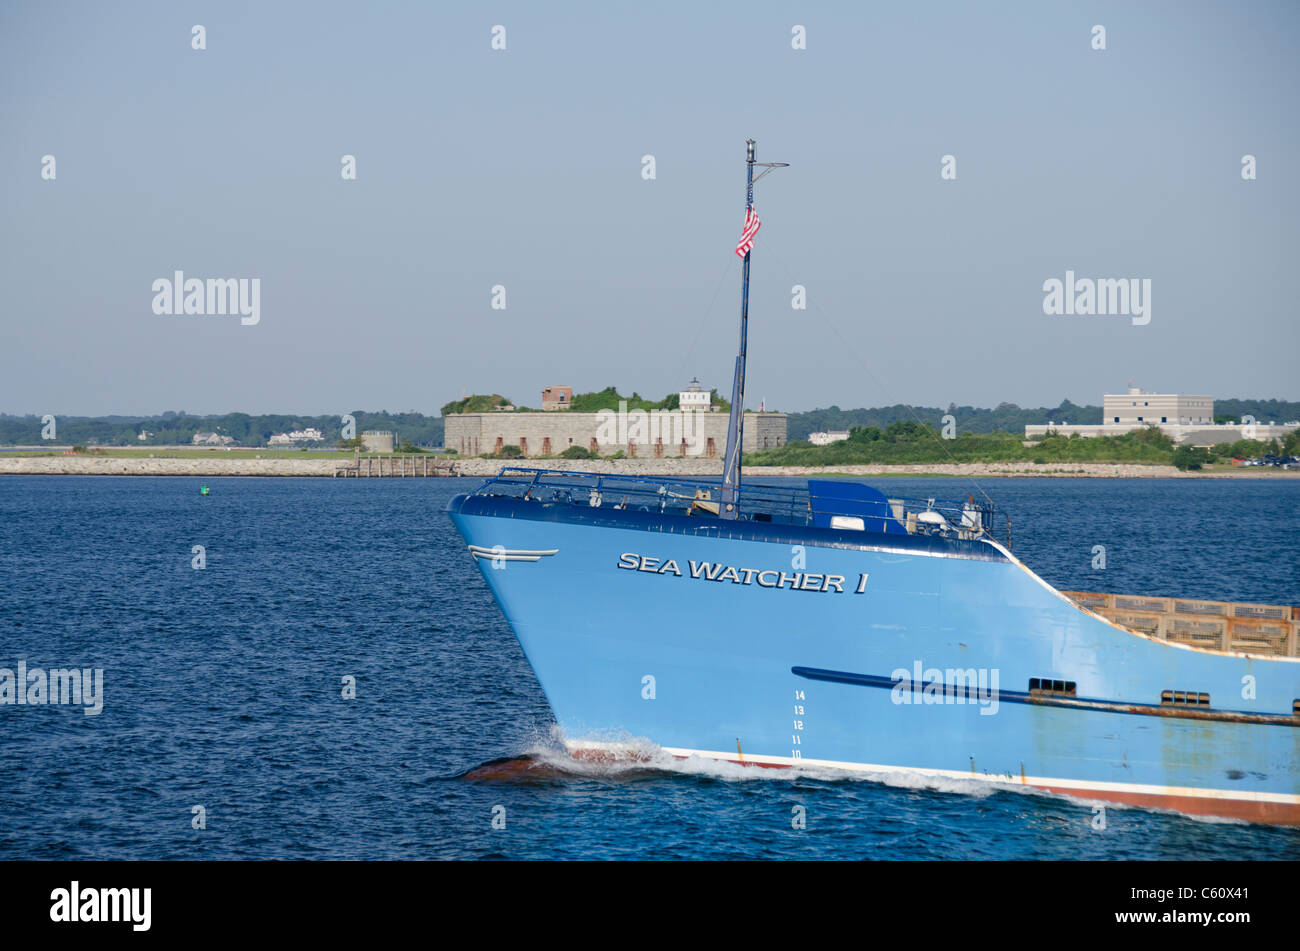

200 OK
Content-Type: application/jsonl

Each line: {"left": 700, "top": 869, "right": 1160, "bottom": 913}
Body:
{"left": 447, "top": 475, "right": 1300, "bottom": 825}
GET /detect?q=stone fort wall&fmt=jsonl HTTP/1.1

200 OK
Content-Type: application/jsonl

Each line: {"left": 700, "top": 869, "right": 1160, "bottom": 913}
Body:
{"left": 445, "top": 411, "right": 787, "bottom": 458}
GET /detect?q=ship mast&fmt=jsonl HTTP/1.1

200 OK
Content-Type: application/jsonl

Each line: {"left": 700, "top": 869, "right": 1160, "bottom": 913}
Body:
{"left": 720, "top": 139, "right": 785, "bottom": 519}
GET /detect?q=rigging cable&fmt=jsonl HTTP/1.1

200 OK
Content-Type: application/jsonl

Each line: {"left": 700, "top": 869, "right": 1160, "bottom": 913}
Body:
{"left": 756, "top": 238, "right": 999, "bottom": 513}
{"left": 673, "top": 258, "right": 738, "bottom": 396}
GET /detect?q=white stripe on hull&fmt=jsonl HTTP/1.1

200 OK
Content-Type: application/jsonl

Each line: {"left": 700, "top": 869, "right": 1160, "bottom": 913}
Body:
{"left": 467, "top": 544, "right": 559, "bottom": 562}
{"left": 566, "top": 739, "right": 1300, "bottom": 807}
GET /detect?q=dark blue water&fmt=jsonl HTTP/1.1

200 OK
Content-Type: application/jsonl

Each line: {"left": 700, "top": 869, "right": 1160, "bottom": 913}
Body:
{"left": 0, "top": 476, "right": 1296, "bottom": 859}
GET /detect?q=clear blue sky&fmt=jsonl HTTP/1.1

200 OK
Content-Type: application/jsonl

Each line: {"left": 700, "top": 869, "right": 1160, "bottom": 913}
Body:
{"left": 2, "top": 0, "right": 1296, "bottom": 416}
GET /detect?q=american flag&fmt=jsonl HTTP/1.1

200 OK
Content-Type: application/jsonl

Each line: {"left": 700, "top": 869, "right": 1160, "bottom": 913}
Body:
{"left": 734, "top": 207, "right": 761, "bottom": 257}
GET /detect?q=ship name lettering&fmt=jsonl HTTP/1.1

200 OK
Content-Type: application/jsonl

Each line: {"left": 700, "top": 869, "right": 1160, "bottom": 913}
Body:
{"left": 617, "top": 553, "right": 683, "bottom": 576}
{"left": 688, "top": 560, "right": 726, "bottom": 580}
{"left": 620, "top": 556, "right": 859, "bottom": 593}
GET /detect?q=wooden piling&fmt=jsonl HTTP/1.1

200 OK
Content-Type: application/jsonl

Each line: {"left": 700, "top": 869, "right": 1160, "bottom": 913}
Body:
{"left": 334, "top": 455, "right": 459, "bottom": 478}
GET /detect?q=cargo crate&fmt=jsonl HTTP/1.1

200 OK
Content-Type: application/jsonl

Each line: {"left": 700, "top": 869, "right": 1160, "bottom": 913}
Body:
{"left": 1232, "top": 603, "right": 1291, "bottom": 620}
{"left": 1113, "top": 595, "right": 1173, "bottom": 614}
{"left": 1166, "top": 617, "right": 1227, "bottom": 650}
{"left": 1226, "top": 617, "right": 1291, "bottom": 657}
{"left": 1063, "top": 591, "right": 1112, "bottom": 611}
{"left": 1227, "top": 633, "right": 1289, "bottom": 657}
{"left": 1068, "top": 590, "right": 1299, "bottom": 656}
{"left": 1172, "top": 599, "right": 1229, "bottom": 617}
{"left": 1106, "top": 611, "right": 1164, "bottom": 637}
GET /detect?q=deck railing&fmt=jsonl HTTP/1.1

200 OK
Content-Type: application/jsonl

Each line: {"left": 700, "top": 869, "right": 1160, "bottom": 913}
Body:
{"left": 468, "top": 467, "right": 1009, "bottom": 545}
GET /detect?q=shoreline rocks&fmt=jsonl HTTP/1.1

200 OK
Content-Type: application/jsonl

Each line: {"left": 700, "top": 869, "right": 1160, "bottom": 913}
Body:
{"left": 2, "top": 455, "right": 1296, "bottom": 479}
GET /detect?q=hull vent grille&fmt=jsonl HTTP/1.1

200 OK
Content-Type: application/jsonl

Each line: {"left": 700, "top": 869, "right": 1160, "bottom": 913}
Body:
{"left": 1161, "top": 690, "right": 1210, "bottom": 707}
{"left": 1028, "top": 678, "right": 1076, "bottom": 696}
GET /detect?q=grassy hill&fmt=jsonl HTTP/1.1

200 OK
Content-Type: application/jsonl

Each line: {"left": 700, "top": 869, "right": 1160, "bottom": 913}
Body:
{"left": 444, "top": 387, "right": 731, "bottom": 415}
{"left": 439, "top": 394, "right": 513, "bottom": 415}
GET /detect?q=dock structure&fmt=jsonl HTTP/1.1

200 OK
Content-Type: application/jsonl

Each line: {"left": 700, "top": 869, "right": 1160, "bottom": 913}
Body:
{"left": 334, "top": 455, "right": 460, "bottom": 478}
{"left": 1063, "top": 590, "right": 1300, "bottom": 657}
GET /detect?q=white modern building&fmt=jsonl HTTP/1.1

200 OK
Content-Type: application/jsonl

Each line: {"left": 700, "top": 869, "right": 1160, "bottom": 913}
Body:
{"left": 269, "top": 428, "right": 325, "bottom": 445}
{"left": 1025, "top": 385, "right": 1299, "bottom": 446}
{"left": 1102, "top": 388, "right": 1214, "bottom": 426}
{"left": 192, "top": 432, "right": 235, "bottom": 446}
{"left": 808, "top": 430, "right": 851, "bottom": 446}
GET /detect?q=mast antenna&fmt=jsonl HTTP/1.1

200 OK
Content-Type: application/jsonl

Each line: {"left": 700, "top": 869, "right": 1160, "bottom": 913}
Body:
{"left": 720, "top": 139, "right": 787, "bottom": 519}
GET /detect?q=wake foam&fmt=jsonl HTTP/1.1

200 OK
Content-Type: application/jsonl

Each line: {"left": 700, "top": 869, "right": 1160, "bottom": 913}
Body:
{"left": 457, "top": 728, "right": 1258, "bottom": 826}
{"left": 460, "top": 727, "right": 1000, "bottom": 798}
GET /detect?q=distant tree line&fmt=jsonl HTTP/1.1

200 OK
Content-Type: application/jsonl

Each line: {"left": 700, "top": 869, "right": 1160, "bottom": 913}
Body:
{"left": 788, "top": 401, "right": 1102, "bottom": 441}
{"left": 0, "top": 411, "right": 445, "bottom": 448}
{"left": 4, "top": 397, "right": 1296, "bottom": 450}
{"left": 785, "top": 399, "right": 1300, "bottom": 442}
{"left": 1212, "top": 399, "right": 1300, "bottom": 426}
{"left": 746, "top": 421, "right": 1300, "bottom": 468}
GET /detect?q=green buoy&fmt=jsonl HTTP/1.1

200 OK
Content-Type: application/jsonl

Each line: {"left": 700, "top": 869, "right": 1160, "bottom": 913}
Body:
{"left": 200, "top": 485, "right": 210, "bottom": 496}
